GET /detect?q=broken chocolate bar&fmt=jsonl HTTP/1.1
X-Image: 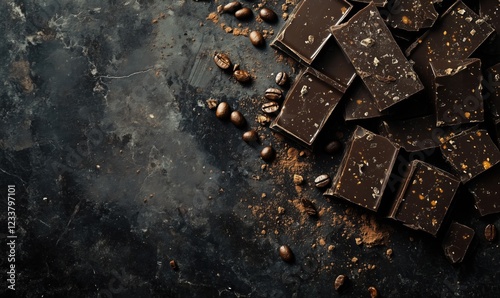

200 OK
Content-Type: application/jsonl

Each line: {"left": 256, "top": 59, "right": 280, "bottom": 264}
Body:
{"left": 271, "top": 0, "right": 352, "bottom": 65}
{"left": 349, "top": 0, "right": 387, "bottom": 7}
{"left": 430, "top": 58, "right": 483, "bottom": 127}
{"left": 384, "top": 0, "right": 438, "bottom": 31}
{"left": 440, "top": 129, "right": 500, "bottom": 183}
{"left": 389, "top": 160, "right": 460, "bottom": 236}
{"left": 270, "top": 68, "right": 344, "bottom": 147}
{"left": 330, "top": 3, "right": 424, "bottom": 111}
{"left": 468, "top": 164, "right": 500, "bottom": 217}
{"left": 344, "top": 79, "right": 385, "bottom": 121}
{"left": 442, "top": 222, "right": 475, "bottom": 264}
{"left": 324, "top": 126, "right": 399, "bottom": 211}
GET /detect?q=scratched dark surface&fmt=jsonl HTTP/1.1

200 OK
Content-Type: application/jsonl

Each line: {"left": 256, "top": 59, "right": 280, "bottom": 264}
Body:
{"left": 0, "top": 0, "right": 499, "bottom": 297}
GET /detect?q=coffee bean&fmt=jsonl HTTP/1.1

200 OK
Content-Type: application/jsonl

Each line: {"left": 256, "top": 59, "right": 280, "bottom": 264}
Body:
{"left": 260, "top": 146, "right": 275, "bottom": 162}
{"left": 234, "top": 7, "right": 252, "bottom": 20}
{"left": 230, "top": 111, "right": 246, "bottom": 128}
{"left": 325, "top": 140, "right": 342, "bottom": 155}
{"left": 249, "top": 30, "right": 265, "bottom": 47}
{"left": 223, "top": 1, "right": 242, "bottom": 14}
{"left": 233, "top": 69, "right": 251, "bottom": 83}
{"left": 169, "top": 260, "right": 178, "bottom": 271}
{"left": 213, "top": 52, "right": 232, "bottom": 70}
{"left": 261, "top": 101, "right": 279, "bottom": 114}
{"left": 301, "top": 198, "right": 317, "bottom": 216}
{"left": 275, "top": 71, "right": 289, "bottom": 86}
{"left": 264, "top": 88, "right": 283, "bottom": 101}
{"left": 485, "top": 224, "right": 497, "bottom": 241}
{"left": 368, "top": 286, "right": 378, "bottom": 298}
{"left": 259, "top": 7, "right": 278, "bottom": 23}
{"left": 334, "top": 275, "right": 346, "bottom": 291}
{"left": 279, "top": 245, "right": 294, "bottom": 262}
{"left": 215, "top": 102, "right": 231, "bottom": 119}
{"left": 242, "top": 130, "right": 258, "bottom": 142}
{"left": 314, "top": 174, "right": 331, "bottom": 188}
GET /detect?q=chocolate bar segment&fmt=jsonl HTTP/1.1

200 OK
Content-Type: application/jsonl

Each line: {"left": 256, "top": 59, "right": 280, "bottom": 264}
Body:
{"left": 384, "top": 0, "right": 438, "bottom": 31}
{"left": 468, "top": 164, "right": 500, "bottom": 217}
{"left": 271, "top": 0, "right": 352, "bottom": 65}
{"left": 430, "top": 58, "right": 483, "bottom": 127}
{"left": 440, "top": 129, "right": 500, "bottom": 183}
{"left": 270, "top": 68, "right": 344, "bottom": 147}
{"left": 389, "top": 160, "right": 460, "bottom": 236}
{"left": 331, "top": 3, "right": 424, "bottom": 111}
{"left": 344, "top": 79, "right": 385, "bottom": 121}
{"left": 442, "top": 222, "right": 475, "bottom": 264}
{"left": 324, "top": 126, "right": 399, "bottom": 211}
{"left": 349, "top": 0, "right": 387, "bottom": 7}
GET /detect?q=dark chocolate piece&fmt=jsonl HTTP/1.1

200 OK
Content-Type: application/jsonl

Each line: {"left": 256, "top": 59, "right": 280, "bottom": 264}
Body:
{"left": 349, "top": 0, "right": 387, "bottom": 7}
{"left": 430, "top": 58, "right": 484, "bottom": 127}
{"left": 384, "top": 0, "right": 438, "bottom": 31}
{"left": 389, "top": 160, "right": 460, "bottom": 236}
{"left": 324, "top": 126, "right": 400, "bottom": 211}
{"left": 468, "top": 164, "right": 500, "bottom": 217}
{"left": 440, "top": 129, "right": 500, "bottom": 183}
{"left": 311, "top": 38, "right": 357, "bottom": 90}
{"left": 379, "top": 115, "right": 464, "bottom": 152}
{"left": 270, "top": 68, "right": 344, "bottom": 147}
{"left": 331, "top": 3, "right": 424, "bottom": 111}
{"left": 271, "top": 0, "right": 352, "bottom": 64}
{"left": 486, "top": 63, "right": 500, "bottom": 145}
{"left": 480, "top": 0, "right": 500, "bottom": 33}
{"left": 344, "top": 79, "right": 386, "bottom": 121}
{"left": 442, "top": 222, "right": 475, "bottom": 264}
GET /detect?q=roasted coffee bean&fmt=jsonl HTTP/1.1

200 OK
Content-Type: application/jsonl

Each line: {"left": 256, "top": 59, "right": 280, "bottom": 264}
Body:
{"left": 264, "top": 88, "right": 283, "bottom": 101}
{"left": 259, "top": 7, "right": 278, "bottom": 23}
{"left": 325, "top": 140, "right": 342, "bottom": 155}
{"left": 169, "top": 260, "right": 178, "bottom": 271}
{"left": 215, "top": 102, "right": 231, "bottom": 119}
{"left": 368, "top": 286, "right": 378, "bottom": 298}
{"left": 261, "top": 101, "right": 279, "bottom": 114}
{"left": 260, "top": 146, "right": 275, "bottom": 162}
{"left": 314, "top": 174, "right": 331, "bottom": 188}
{"left": 485, "top": 224, "right": 497, "bottom": 241}
{"left": 223, "top": 1, "right": 242, "bottom": 13}
{"left": 230, "top": 111, "right": 246, "bottom": 127}
{"left": 234, "top": 69, "right": 251, "bottom": 83}
{"left": 301, "top": 198, "right": 317, "bottom": 216}
{"left": 279, "top": 245, "right": 294, "bottom": 262}
{"left": 213, "top": 52, "right": 232, "bottom": 70}
{"left": 334, "top": 275, "right": 346, "bottom": 291}
{"left": 275, "top": 71, "right": 289, "bottom": 86}
{"left": 242, "top": 130, "right": 258, "bottom": 142}
{"left": 249, "top": 30, "right": 265, "bottom": 47}
{"left": 234, "top": 7, "right": 252, "bottom": 20}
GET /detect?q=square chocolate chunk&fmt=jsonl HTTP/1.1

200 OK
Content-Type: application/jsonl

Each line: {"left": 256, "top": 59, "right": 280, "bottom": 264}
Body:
{"left": 389, "top": 160, "right": 460, "bottom": 236}
{"left": 331, "top": 3, "right": 424, "bottom": 111}
{"left": 324, "top": 126, "right": 400, "bottom": 211}
{"left": 271, "top": 0, "right": 352, "bottom": 65}
{"left": 270, "top": 68, "right": 344, "bottom": 147}
{"left": 442, "top": 222, "right": 475, "bottom": 264}
{"left": 468, "top": 164, "right": 500, "bottom": 217}
{"left": 430, "top": 58, "right": 483, "bottom": 127}
{"left": 440, "top": 129, "right": 500, "bottom": 183}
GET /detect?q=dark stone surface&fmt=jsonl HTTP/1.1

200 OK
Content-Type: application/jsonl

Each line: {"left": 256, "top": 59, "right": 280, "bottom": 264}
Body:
{"left": 0, "top": 0, "right": 499, "bottom": 297}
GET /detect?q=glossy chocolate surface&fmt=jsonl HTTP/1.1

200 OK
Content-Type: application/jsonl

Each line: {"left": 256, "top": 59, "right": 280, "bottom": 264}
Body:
{"left": 468, "top": 164, "right": 500, "bottom": 217}
{"left": 442, "top": 222, "right": 475, "bottom": 264}
{"left": 344, "top": 79, "right": 385, "bottom": 121}
{"left": 384, "top": 0, "right": 438, "bottom": 31}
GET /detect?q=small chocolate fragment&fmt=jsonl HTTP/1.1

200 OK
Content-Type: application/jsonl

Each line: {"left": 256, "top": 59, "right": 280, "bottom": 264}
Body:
{"left": 259, "top": 7, "right": 278, "bottom": 23}
{"left": 324, "top": 140, "right": 342, "bottom": 155}
{"left": 222, "top": 1, "right": 242, "bottom": 14}
{"left": 301, "top": 198, "right": 317, "bottom": 216}
{"left": 213, "top": 52, "right": 232, "bottom": 70}
{"left": 270, "top": 68, "right": 344, "bottom": 147}
{"left": 442, "top": 222, "right": 474, "bottom": 264}
{"left": 271, "top": 0, "right": 352, "bottom": 64}
{"left": 233, "top": 69, "right": 251, "bottom": 83}
{"left": 325, "top": 126, "right": 400, "bottom": 211}
{"left": 430, "top": 58, "right": 483, "bottom": 127}
{"left": 314, "top": 174, "right": 331, "bottom": 188}
{"left": 169, "top": 260, "right": 178, "bottom": 270}
{"left": 468, "top": 164, "right": 500, "bottom": 217}
{"left": 275, "top": 72, "right": 289, "bottom": 86}
{"left": 215, "top": 102, "right": 231, "bottom": 119}
{"left": 230, "top": 111, "right": 246, "bottom": 128}
{"left": 384, "top": 0, "right": 438, "bottom": 31}
{"left": 330, "top": 3, "right": 424, "bottom": 111}
{"left": 234, "top": 7, "right": 252, "bottom": 20}
{"left": 261, "top": 101, "right": 280, "bottom": 114}
{"left": 389, "top": 160, "right": 460, "bottom": 236}
{"left": 440, "top": 129, "right": 500, "bottom": 183}
{"left": 334, "top": 274, "right": 346, "bottom": 291}
{"left": 249, "top": 31, "right": 265, "bottom": 47}
{"left": 264, "top": 88, "right": 283, "bottom": 101}
{"left": 242, "top": 130, "right": 258, "bottom": 142}
{"left": 368, "top": 286, "right": 379, "bottom": 298}
{"left": 485, "top": 224, "right": 497, "bottom": 242}
{"left": 279, "top": 245, "right": 294, "bottom": 262}
{"left": 260, "top": 146, "right": 275, "bottom": 162}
